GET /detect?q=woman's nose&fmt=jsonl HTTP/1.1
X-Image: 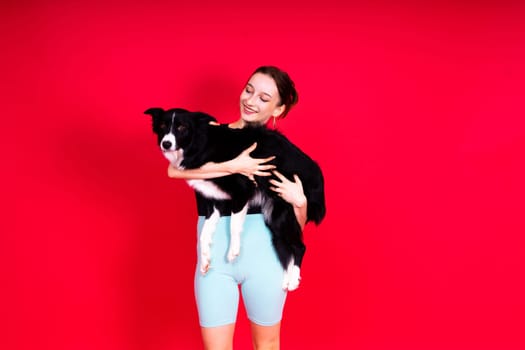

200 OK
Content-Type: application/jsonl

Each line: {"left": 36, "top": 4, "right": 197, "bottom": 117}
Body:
{"left": 246, "top": 95, "right": 257, "bottom": 105}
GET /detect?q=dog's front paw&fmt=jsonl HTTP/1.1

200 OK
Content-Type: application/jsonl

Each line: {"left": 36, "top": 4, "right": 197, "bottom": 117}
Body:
{"left": 227, "top": 246, "right": 240, "bottom": 262}
{"left": 200, "top": 249, "right": 211, "bottom": 275}
{"left": 200, "top": 261, "right": 210, "bottom": 275}
{"left": 227, "top": 239, "right": 240, "bottom": 262}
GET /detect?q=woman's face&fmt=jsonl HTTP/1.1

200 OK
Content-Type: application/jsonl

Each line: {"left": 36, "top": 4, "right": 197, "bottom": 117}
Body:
{"left": 239, "top": 72, "right": 285, "bottom": 126}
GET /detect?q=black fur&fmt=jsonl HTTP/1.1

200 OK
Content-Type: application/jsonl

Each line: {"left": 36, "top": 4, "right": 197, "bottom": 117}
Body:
{"left": 145, "top": 107, "right": 326, "bottom": 270}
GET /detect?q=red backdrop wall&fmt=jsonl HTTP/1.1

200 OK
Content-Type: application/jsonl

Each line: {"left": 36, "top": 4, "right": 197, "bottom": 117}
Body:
{"left": 4, "top": 1, "right": 525, "bottom": 349}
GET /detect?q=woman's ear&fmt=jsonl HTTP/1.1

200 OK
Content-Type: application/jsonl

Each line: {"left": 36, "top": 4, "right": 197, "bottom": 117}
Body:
{"left": 272, "top": 104, "right": 286, "bottom": 117}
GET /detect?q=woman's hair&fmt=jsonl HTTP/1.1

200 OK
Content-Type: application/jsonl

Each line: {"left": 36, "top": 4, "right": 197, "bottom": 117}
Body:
{"left": 252, "top": 66, "right": 299, "bottom": 119}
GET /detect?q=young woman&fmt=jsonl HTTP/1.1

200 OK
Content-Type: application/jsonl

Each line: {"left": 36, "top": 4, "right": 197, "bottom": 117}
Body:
{"left": 167, "top": 66, "right": 307, "bottom": 350}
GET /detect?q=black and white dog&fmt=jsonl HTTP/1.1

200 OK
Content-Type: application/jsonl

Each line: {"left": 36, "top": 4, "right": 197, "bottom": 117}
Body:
{"left": 145, "top": 107, "right": 325, "bottom": 290}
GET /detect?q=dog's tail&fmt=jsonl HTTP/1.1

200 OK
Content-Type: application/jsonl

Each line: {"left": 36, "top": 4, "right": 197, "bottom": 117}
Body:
{"left": 306, "top": 172, "right": 326, "bottom": 225}
{"left": 307, "top": 197, "right": 326, "bottom": 225}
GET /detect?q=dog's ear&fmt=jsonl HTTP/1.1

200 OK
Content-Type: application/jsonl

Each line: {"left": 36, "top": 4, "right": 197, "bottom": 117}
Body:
{"left": 144, "top": 107, "right": 164, "bottom": 118}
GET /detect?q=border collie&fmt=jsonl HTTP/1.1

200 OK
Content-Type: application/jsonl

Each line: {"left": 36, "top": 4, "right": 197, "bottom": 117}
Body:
{"left": 145, "top": 107, "right": 325, "bottom": 291}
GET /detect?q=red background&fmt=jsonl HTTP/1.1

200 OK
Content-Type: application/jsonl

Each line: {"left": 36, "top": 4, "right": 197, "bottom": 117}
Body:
{"left": 4, "top": 1, "right": 525, "bottom": 349}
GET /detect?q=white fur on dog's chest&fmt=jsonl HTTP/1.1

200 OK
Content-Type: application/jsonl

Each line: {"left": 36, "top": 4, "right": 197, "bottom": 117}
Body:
{"left": 187, "top": 179, "right": 232, "bottom": 200}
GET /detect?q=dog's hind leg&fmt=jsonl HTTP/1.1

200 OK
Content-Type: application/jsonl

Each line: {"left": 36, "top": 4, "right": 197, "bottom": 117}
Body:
{"left": 283, "top": 242, "right": 306, "bottom": 291}
{"left": 282, "top": 256, "right": 301, "bottom": 291}
{"left": 227, "top": 203, "right": 249, "bottom": 262}
{"left": 199, "top": 207, "right": 221, "bottom": 274}
{"left": 262, "top": 200, "right": 304, "bottom": 291}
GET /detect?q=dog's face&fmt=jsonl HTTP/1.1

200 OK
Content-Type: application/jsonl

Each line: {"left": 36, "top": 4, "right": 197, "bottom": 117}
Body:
{"left": 144, "top": 107, "right": 216, "bottom": 165}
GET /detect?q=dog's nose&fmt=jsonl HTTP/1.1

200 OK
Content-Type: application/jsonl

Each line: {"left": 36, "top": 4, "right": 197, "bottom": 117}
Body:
{"left": 162, "top": 140, "right": 172, "bottom": 150}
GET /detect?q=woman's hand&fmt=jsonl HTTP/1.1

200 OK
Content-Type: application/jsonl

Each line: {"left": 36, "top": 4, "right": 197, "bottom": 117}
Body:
{"left": 269, "top": 170, "right": 307, "bottom": 208}
{"left": 228, "top": 142, "right": 276, "bottom": 180}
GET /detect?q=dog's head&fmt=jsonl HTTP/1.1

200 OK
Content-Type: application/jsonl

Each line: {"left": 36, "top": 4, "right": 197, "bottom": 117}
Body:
{"left": 144, "top": 107, "right": 217, "bottom": 165}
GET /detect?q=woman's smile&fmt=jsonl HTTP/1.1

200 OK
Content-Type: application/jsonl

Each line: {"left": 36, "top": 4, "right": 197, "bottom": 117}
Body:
{"left": 242, "top": 104, "right": 257, "bottom": 115}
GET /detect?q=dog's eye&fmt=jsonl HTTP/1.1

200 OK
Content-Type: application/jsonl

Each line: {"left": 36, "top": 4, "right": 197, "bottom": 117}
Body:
{"left": 177, "top": 125, "right": 186, "bottom": 131}
{"left": 159, "top": 123, "right": 167, "bottom": 129}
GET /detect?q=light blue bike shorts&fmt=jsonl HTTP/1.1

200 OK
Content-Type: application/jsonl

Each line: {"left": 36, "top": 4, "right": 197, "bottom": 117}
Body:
{"left": 194, "top": 213, "right": 287, "bottom": 328}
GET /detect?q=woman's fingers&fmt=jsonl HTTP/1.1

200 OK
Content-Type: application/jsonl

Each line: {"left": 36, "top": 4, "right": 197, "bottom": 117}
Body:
{"left": 293, "top": 174, "right": 304, "bottom": 190}
{"left": 244, "top": 143, "right": 275, "bottom": 162}
{"left": 272, "top": 171, "right": 302, "bottom": 185}
{"left": 252, "top": 156, "right": 276, "bottom": 177}
{"left": 243, "top": 142, "right": 258, "bottom": 154}
{"left": 269, "top": 186, "right": 282, "bottom": 195}
{"left": 269, "top": 176, "right": 288, "bottom": 188}
{"left": 268, "top": 178, "right": 287, "bottom": 196}
{"left": 268, "top": 173, "right": 306, "bottom": 206}
{"left": 238, "top": 142, "right": 277, "bottom": 178}
{"left": 272, "top": 170, "right": 289, "bottom": 182}
{"left": 260, "top": 155, "right": 276, "bottom": 163}
{"left": 258, "top": 164, "right": 276, "bottom": 171}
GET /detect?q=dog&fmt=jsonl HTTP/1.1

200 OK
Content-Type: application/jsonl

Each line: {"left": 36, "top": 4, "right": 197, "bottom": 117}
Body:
{"left": 145, "top": 107, "right": 325, "bottom": 290}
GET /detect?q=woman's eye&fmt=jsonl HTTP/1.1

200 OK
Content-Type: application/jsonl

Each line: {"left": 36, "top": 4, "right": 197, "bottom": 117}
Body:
{"left": 260, "top": 98, "right": 269, "bottom": 102}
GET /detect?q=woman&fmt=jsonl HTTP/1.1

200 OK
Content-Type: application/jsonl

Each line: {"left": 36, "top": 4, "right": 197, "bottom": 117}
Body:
{"left": 168, "top": 66, "right": 307, "bottom": 350}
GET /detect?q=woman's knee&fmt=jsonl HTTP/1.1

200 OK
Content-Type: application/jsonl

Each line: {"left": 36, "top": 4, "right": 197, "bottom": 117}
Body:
{"left": 251, "top": 322, "right": 281, "bottom": 350}
{"left": 201, "top": 323, "right": 235, "bottom": 350}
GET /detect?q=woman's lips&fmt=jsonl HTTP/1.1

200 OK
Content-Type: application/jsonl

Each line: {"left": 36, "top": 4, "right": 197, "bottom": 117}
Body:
{"left": 243, "top": 106, "right": 256, "bottom": 115}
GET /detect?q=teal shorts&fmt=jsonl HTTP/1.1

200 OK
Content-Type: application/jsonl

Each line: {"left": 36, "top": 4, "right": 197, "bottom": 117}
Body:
{"left": 194, "top": 213, "right": 287, "bottom": 328}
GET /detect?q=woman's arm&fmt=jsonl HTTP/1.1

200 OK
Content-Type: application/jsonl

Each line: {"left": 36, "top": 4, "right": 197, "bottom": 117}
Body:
{"left": 167, "top": 162, "right": 233, "bottom": 179}
{"left": 167, "top": 142, "right": 276, "bottom": 180}
{"left": 269, "top": 171, "right": 308, "bottom": 230}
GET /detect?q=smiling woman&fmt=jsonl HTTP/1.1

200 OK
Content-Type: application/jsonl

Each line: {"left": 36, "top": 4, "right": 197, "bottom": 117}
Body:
{"left": 166, "top": 66, "right": 309, "bottom": 350}
{"left": 233, "top": 66, "right": 298, "bottom": 129}
{"left": 6, "top": 1, "right": 525, "bottom": 349}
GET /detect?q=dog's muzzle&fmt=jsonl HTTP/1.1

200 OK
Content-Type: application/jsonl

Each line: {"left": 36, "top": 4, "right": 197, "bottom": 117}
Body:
{"left": 161, "top": 134, "right": 176, "bottom": 152}
{"left": 162, "top": 140, "right": 173, "bottom": 151}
